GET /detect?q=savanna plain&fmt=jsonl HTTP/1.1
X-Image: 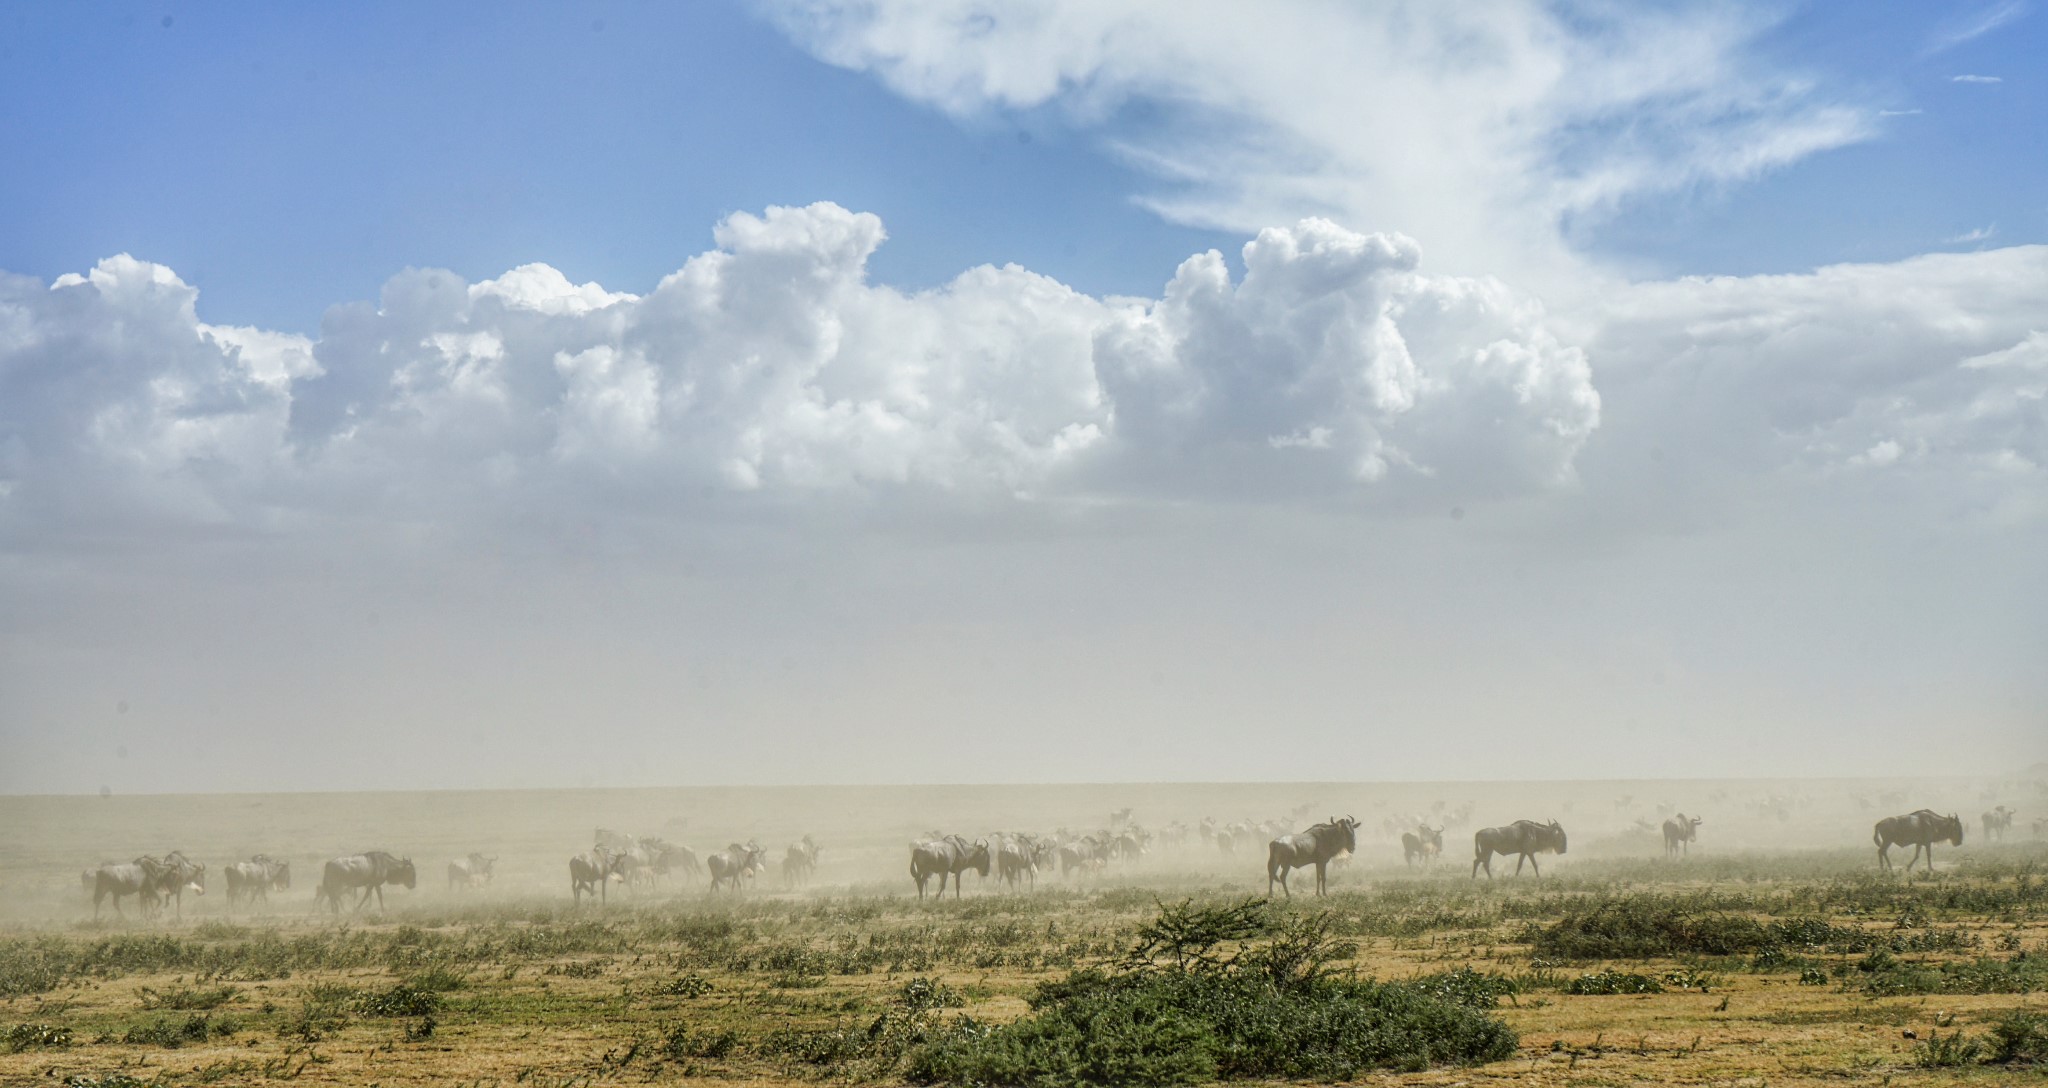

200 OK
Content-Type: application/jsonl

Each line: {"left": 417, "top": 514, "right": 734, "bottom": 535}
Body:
{"left": 3, "top": 778, "right": 2045, "bottom": 1088}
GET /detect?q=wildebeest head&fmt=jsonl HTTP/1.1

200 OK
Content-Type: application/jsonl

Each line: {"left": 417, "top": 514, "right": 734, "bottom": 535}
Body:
{"left": 1330, "top": 815, "right": 1360, "bottom": 855}
{"left": 1945, "top": 813, "right": 1964, "bottom": 845}
{"left": 1548, "top": 820, "right": 1569, "bottom": 854}
{"left": 393, "top": 857, "right": 418, "bottom": 889}
{"left": 967, "top": 839, "right": 992, "bottom": 877}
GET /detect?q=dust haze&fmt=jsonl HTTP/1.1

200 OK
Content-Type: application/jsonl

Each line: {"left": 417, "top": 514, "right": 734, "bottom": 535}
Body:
{"left": 6, "top": 775, "right": 2044, "bottom": 923}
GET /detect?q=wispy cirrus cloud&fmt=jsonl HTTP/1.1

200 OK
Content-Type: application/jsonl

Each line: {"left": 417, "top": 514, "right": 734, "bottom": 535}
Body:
{"left": 1952, "top": 73, "right": 2005, "bottom": 83}
{"left": 1949, "top": 225, "right": 1997, "bottom": 244}
{"left": 1927, "top": 1, "right": 2028, "bottom": 53}
{"left": 755, "top": 0, "right": 1875, "bottom": 290}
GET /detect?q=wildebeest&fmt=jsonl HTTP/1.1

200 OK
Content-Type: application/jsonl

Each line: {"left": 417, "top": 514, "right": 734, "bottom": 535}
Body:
{"left": 1472, "top": 819, "right": 1568, "bottom": 878}
{"left": 447, "top": 853, "right": 497, "bottom": 891}
{"left": 1982, "top": 806, "right": 2014, "bottom": 842}
{"left": 570, "top": 846, "right": 624, "bottom": 904}
{"left": 782, "top": 835, "right": 820, "bottom": 888}
{"left": 1874, "top": 809, "right": 1964, "bottom": 873}
{"left": 645, "top": 838, "right": 700, "bottom": 884}
{"left": 707, "top": 842, "right": 767, "bottom": 894}
{"left": 152, "top": 851, "right": 206, "bottom": 918}
{"left": 224, "top": 855, "right": 290, "bottom": 911}
{"left": 1401, "top": 825, "right": 1444, "bottom": 867}
{"left": 1663, "top": 814, "right": 1703, "bottom": 858}
{"left": 995, "top": 835, "right": 1039, "bottom": 891}
{"left": 909, "top": 835, "right": 991, "bottom": 899}
{"left": 317, "top": 851, "right": 417, "bottom": 913}
{"left": 1057, "top": 835, "right": 1108, "bottom": 876}
{"left": 88, "top": 859, "right": 165, "bottom": 919}
{"left": 1267, "top": 816, "right": 1360, "bottom": 898}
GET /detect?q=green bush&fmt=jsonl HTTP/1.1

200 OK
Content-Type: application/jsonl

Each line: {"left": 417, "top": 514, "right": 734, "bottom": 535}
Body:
{"left": 660, "top": 1024, "right": 738, "bottom": 1061}
{"left": 904, "top": 900, "right": 1516, "bottom": 1086}
{"left": 1858, "top": 953, "right": 2047, "bottom": 996}
{"left": 1400, "top": 968, "right": 1520, "bottom": 1009}
{"left": 653, "top": 972, "right": 714, "bottom": 997}
{"left": 1987, "top": 1009, "right": 2048, "bottom": 1065}
{"left": 1564, "top": 970, "right": 1664, "bottom": 995}
{"left": 1530, "top": 899, "right": 1858, "bottom": 960}
{"left": 122, "top": 1013, "right": 225, "bottom": 1048}
{"left": 898, "top": 976, "right": 966, "bottom": 1012}
{"left": 1913, "top": 1028, "right": 1984, "bottom": 1068}
{"left": 353, "top": 983, "right": 442, "bottom": 1017}
{"left": 3, "top": 1022, "right": 73, "bottom": 1051}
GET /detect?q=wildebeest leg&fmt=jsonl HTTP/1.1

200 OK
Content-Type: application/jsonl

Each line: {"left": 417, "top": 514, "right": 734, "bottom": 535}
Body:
{"left": 1315, "top": 860, "right": 1328, "bottom": 896}
{"left": 1514, "top": 853, "right": 1526, "bottom": 876}
{"left": 1528, "top": 854, "right": 1542, "bottom": 877}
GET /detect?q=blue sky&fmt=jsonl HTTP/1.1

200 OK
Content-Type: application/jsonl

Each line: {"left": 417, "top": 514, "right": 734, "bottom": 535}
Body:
{"left": 2, "top": 2, "right": 2043, "bottom": 791}
{"left": 0, "top": 1, "right": 1234, "bottom": 332}
{"left": 2, "top": 1, "right": 2040, "bottom": 332}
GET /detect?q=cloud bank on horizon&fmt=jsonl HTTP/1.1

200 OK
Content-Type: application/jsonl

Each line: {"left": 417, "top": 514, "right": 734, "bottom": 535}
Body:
{"left": 5, "top": 205, "right": 2042, "bottom": 545}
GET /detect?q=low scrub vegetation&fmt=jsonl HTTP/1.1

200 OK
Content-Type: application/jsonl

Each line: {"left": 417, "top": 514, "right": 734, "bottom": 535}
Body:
{"left": 1854, "top": 948, "right": 2047, "bottom": 995}
{"left": 905, "top": 900, "right": 1516, "bottom": 1085}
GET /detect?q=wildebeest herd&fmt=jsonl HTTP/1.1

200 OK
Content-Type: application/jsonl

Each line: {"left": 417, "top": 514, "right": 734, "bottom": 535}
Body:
{"left": 70, "top": 802, "right": 2022, "bottom": 917}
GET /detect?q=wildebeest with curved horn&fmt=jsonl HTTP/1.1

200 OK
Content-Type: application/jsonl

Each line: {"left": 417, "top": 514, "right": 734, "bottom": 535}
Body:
{"left": 994, "top": 835, "right": 1039, "bottom": 891}
{"left": 317, "top": 851, "right": 417, "bottom": 913}
{"left": 224, "top": 855, "right": 290, "bottom": 911}
{"left": 1874, "top": 809, "right": 1963, "bottom": 873}
{"left": 570, "top": 847, "right": 623, "bottom": 904}
{"left": 910, "top": 835, "right": 991, "bottom": 899}
{"left": 1472, "top": 819, "right": 1568, "bottom": 878}
{"left": 649, "top": 839, "right": 700, "bottom": 884}
{"left": 88, "top": 858, "right": 166, "bottom": 919}
{"left": 1267, "top": 816, "right": 1360, "bottom": 897}
{"left": 1662, "top": 814, "right": 1702, "bottom": 858}
{"left": 152, "top": 851, "right": 206, "bottom": 918}
{"left": 1058, "top": 836, "right": 1108, "bottom": 876}
{"left": 707, "top": 841, "right": 767, "bottom": 894}
{"left": 1401, "top": 825, "right": 1444, "bottom": 867}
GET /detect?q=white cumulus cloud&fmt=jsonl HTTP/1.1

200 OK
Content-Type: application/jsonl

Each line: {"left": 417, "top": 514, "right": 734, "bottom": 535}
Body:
{"left": 1589, "top": 246, "right": 2048, "bottom": 510}
{"left": 0, "top": 203, "right": 1604, "bottom": 543}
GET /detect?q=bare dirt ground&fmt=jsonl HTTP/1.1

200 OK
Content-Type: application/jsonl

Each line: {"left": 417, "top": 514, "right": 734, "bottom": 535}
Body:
{"left": 2, "top": 777, "right": 2042, "bottom": 1086}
